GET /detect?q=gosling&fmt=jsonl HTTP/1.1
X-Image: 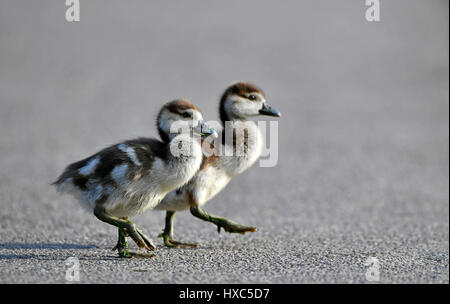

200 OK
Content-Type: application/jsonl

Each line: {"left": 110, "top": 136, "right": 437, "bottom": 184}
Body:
{"left": 155, "top": 83, "right": 281, "bottom": 248}
{"left": 53, "top": 100, "right": 217, "bottom": 257}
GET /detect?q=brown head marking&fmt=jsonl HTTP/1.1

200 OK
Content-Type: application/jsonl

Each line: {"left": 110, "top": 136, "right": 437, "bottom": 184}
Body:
{"left": 219, "top": 82, "right": 265, "bottom": 123}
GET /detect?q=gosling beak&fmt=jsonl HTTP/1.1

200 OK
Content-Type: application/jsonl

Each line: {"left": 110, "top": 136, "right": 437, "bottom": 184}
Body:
{"left": 196, "top": 121, "right": 218, "bottom": 138}
{"left": 259, "top": 103, "right": 281, "bottom": 117}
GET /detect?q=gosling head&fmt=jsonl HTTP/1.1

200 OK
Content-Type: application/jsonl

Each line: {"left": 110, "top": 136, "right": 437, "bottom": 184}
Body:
{"left": 219, "top": 82, "right": 281, "bottom": 123}
{"left": 157, "top": 99, "right": 217, "bottom": 143}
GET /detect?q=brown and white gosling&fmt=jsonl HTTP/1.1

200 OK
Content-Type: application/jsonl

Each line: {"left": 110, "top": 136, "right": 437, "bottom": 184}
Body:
{"left": 155, "top": 82, "right": 281, "bottom": 248}
{"left": 53, "top": 100, "right": 217, "bottom": 257}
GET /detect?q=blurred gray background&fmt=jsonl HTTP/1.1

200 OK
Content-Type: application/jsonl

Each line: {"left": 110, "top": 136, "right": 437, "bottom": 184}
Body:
{"left": 0, "top": 0, "right": 448, "bottom": 283}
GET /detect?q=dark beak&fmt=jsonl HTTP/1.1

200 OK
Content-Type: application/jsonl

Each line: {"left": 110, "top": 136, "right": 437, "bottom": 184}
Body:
{"left": 259, "top": 103, "right": 281, "bottom": 117}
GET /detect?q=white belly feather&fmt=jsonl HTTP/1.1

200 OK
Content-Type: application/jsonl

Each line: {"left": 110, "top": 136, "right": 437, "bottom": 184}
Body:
{"left": 156, "top": 121, "right": 262, "bottom": 211}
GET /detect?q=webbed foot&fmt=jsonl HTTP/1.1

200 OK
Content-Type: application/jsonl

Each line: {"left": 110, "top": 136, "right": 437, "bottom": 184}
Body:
{"left": 116, "top": 249, "right": 155, "bottom": 259}
{"left": 93, "top": 207, "right": 156, "bottom": 258}
{"left": 190, "top": 206, "right": 257, "bottom": 235}
{"left": 158, "top": 232, "right": 198, "bottom": 248}
{"left": 136, "top": 227, "right": 157, "bottom": 251}
{"left": 113, "top": 228, "right": 155, "bottom": 258}
{"left": 215, "top": 219, "right": 257, "bottom": 234}
{"left": 159, "top": 211, "right": 198, "bottom": 248}
{"left": 118, "top": 219, "right": 156, "bottom": 252}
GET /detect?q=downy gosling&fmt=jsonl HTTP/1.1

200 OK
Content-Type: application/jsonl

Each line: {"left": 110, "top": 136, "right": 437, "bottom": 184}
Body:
{"left": 53, "top": 100, "right": 217, "bottom": 257}
{"left": 155, "top": 83, "right": 281, "bottom": 248}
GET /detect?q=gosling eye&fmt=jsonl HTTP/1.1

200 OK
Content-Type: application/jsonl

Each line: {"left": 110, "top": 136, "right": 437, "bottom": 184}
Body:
{"left": 248, "top": 94, "right": 257, "bottom": 101}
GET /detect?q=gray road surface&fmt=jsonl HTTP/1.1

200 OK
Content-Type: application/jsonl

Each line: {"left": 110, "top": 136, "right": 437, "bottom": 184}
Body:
{"left": 0, "top": 0, "right": 448, "bottom": 283}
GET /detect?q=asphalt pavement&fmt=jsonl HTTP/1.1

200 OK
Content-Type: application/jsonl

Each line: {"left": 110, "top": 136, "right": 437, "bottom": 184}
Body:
{"left": 0, "top": 0, "right": 448, "bottom": 283}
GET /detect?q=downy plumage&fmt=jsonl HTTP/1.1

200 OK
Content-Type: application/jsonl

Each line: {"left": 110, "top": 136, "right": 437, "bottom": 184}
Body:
{"left": 53, "top": 99, "right": 217, "bottom": 257}
{"left": 155, "top": 83, "right": 281, "bottom": 248}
